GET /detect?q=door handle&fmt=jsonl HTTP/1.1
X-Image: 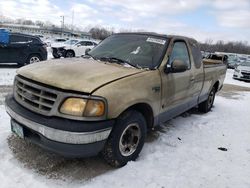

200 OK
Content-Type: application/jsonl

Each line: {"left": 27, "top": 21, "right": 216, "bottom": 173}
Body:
{"left": 190, "top": 77, "right": 195, "bottom": 82}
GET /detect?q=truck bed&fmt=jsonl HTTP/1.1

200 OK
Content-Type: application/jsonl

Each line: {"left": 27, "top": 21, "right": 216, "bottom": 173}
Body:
{"left": 199, "top": 62, "right": 227, "bottom": 102}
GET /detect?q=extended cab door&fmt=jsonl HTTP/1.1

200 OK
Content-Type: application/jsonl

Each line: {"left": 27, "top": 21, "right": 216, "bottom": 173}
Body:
{"left": 159, "top": 38, "right": 193, "bottom": 121}
{"left": 187, "top": 41, "right": 204, "bottom": 106}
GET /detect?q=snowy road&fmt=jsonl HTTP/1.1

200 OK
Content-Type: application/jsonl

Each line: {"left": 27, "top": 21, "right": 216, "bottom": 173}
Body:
{"left": 0, "top": 66, "right": 250, "bottom": 188}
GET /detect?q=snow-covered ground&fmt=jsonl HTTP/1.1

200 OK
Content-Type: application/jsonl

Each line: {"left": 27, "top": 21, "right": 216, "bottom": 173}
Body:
{"left": 0, "top": 67, "right": 17, "bottom": 86}
{"left": 0, "top": 70, "right": 250, "bottom": 187}
{"left": 1, "top": 92, "right": 250, "bottom": 188}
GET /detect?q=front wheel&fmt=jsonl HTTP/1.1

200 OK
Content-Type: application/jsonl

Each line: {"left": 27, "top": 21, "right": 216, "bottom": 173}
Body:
{"left": 198, "top": 87, "right": 216, "bottom": 113}
{"left": 65, "top": 50, "right": 75, "bottom": 58}
{"left": 52, "top": 53, "right": 60, "bottom": 59}
{"left": 102, "top": 110, "right": 146, "bottom": 167}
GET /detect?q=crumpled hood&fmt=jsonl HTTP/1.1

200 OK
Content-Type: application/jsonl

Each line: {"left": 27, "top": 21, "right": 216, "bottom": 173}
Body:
{"left": 17, "top": 58, "right": 144, "bottom": 93}
{"left": 50, "top": 42, "right": 66, "bottom": 48}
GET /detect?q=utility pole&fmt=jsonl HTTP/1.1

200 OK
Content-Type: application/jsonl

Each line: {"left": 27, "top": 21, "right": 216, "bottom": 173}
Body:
{"left": 71, "top": 10, "right": 74, "bottom": 33}
{"left": 60, "top": 15, "right": 64, "bottom": 37}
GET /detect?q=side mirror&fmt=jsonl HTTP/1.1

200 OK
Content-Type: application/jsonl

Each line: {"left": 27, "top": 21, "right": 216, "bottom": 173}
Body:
{"left": 77, "top": 44, "right": 81, "bottom": 47}
{"left": 164, "top": 59, "right": 188, "bottom": 74}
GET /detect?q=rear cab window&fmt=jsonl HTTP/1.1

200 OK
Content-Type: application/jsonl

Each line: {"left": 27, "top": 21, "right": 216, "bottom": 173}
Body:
{"left": 189, "top": 41, "right": 202, "bottom": 69}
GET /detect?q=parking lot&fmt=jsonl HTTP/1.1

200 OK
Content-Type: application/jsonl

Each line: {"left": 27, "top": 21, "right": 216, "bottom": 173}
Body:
{"left": 0, "top": 65, "right": 250, "bottom": 188}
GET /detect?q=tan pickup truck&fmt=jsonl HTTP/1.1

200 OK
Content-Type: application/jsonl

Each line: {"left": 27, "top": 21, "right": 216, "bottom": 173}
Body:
{"left": 5, "top": 33, "right": 226, "bottom": 167}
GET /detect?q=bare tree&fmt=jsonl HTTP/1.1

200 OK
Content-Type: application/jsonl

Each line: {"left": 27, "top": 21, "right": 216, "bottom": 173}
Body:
{"left": 89, "top": 27, "right": 114, "bottom": 40}
{"left": 200, "top": 39, "right": 250, "bottom": 54}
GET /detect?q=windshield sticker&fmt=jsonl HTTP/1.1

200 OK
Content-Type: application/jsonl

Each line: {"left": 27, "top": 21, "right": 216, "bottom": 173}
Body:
{"left": 131, "top": 46, "right": 141, "bottom": 54}
{"left": 146, "top": 37, "right": 166, "bottom": 45}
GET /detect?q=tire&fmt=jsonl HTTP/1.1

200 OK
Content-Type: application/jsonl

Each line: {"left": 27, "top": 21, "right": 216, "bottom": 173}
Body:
{"left": 25, "top": 54, "right": 41, "bottom": 65}
{"left": 198, "top": 87, "right": 216, "bottom": 113}
{"left": 52, "top": 53, "right": 60, "bottom": 59}
{"left": 102, "top": 110, "right": 147, "bottom": 167}
{"left": 65, "top": 50, "right": 75, "bottom": 58}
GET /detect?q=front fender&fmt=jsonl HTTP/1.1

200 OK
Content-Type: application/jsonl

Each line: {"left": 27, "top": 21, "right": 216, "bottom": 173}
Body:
{"left": 92, "top": 70, "right": 162, "bottom": 119}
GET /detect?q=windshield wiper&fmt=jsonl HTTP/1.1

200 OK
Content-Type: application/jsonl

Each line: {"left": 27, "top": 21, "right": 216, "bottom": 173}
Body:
{"left": 99, "top": 57, "right": 139, "bottom": 68}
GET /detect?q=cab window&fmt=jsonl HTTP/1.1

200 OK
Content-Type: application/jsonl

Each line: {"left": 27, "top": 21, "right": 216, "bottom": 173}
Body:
{"left": 169, "top": 41, "right": 191, "bottom": 69}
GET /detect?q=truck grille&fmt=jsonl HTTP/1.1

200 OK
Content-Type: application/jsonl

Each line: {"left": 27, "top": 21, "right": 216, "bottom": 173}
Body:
{"left": 14, "top": 76, "right": 58, "bottom": 115}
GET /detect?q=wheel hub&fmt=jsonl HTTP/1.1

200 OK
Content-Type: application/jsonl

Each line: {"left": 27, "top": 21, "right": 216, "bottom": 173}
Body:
{"left": 30, "top": 56, "right": 40, "bottom": 64}
{"left": 119, "top": 123, "right": 141, "bottom": 157}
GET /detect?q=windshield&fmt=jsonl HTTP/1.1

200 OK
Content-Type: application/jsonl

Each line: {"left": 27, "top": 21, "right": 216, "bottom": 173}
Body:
{"left": 64, "top": 40, "right": 79, "bottom": 45}
{"left": 88, "top": 34, "right": 168, "bottom": 69}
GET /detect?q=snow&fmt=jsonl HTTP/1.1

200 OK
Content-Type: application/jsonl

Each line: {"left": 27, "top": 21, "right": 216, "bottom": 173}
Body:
{"left": 0, "top": 68, "right": 16, "bottom": 85}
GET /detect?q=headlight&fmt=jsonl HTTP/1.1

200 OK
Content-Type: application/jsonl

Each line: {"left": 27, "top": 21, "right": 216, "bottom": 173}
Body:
{"left": 60, "top": 98, "right": 105, "bottom": 117}
{"left": 84, "top": 100, "right": 105, "bottom": 117}
{"left": 60, "top": 98, "right": 87, "bottom": 116}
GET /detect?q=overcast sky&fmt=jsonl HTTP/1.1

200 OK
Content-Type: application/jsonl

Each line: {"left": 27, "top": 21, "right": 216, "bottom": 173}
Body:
{"left": 0, "top": 0, "right": 250, "bottom": 43}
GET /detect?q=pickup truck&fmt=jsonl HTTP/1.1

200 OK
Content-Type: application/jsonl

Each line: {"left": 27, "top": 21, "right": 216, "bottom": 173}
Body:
{"left": 5, "top": 32, "right": 226, "bottom": 167}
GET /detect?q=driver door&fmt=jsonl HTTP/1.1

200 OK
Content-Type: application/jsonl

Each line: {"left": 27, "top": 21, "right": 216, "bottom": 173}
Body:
{"left": 159, "top": 39, "right": 192, "bottom": 121}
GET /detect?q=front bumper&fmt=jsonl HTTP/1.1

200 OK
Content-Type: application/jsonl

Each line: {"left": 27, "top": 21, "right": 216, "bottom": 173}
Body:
{"left": 233, "top": 71, "right": 250, "bottom": 81}
{"left": 5, "top": 95, "right": 114, "bottom": 157}
{"left": 52, "top": 47, "right": 66, "bottom": 57}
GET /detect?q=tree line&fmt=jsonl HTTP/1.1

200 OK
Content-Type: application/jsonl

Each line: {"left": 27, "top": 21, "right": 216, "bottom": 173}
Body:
{"left": 199, "top": 39, "right": 250, "bottom": 55}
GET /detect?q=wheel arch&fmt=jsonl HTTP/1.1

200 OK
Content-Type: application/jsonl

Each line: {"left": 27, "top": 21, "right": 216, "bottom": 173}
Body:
{"left": 119, "top": 103, "right": 154, "bottom": 129}
{"left": 25, "top": 53, "right": 42, "bottom": 65}
{"left": 213, "top": 81, "right": 220, "bottom": 92}
{"left": 65, "top": 49, "right": 75, "bottom": 57}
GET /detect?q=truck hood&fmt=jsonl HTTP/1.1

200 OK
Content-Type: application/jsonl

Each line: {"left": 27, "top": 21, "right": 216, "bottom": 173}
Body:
{"left": 17, "top": 58, "right": 144, "bottom": 93}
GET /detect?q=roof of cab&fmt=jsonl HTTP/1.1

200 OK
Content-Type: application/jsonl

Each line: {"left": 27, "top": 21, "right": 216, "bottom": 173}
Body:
{"left": 114, "top": 32, "right": 198, "bottom": 44}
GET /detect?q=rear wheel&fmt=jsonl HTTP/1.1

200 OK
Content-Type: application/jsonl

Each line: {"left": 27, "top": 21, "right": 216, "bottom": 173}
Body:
{"left": 198, "top": 87, "right": 216, "bottom": 113}
{"left": 102, "top": 110, "right": 146, "bottom": 167}
{"left": 25, "top": 55, "right": 41, "bottom": 66}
